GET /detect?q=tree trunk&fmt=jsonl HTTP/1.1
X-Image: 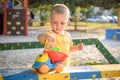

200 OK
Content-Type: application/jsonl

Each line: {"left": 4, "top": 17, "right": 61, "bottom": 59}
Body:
{"left": 75, "top": 19, "right": 77, "bottom": 30}
{"left": 74, "top": 15, "right": 77, "bottom": 30}
{"left": 118, "top": 7, "right": 120, "bottom": 27}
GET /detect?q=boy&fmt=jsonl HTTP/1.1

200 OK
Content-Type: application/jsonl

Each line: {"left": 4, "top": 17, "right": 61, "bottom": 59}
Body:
{"left": 38, "top": 4, "right": 83, "bottom": 67}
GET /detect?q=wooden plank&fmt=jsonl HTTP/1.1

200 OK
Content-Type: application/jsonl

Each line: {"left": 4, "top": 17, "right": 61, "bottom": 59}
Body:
{"left": 64, "top": 66, "right": 101, "bottom": 79}
{"left": 0, "top": 68, "right": 38, "bottom": 80}
{"left": 0, "top": 42, "right": 44, "bottom": 50}
{"left": 92, "top": 64, "right": 120, "bottom": 78}
{"left": 1, "top": 64, "right": 120, "bottom": 80}
{"left": 0, "top": 73, "right": 3, "bottom": 80}
{"left": 38, "top": 73, "right": 70, "bottom": 80}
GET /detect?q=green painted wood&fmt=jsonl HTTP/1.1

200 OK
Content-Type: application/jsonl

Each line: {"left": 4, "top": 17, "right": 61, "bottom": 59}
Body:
{"left": 95, "top": 40, "right": 118, "bottom": 64}
{"left": 73, "top": 38, "right": 118, "bottom": 64}
{"left": 73, "top": 38, "right": 96, "bottom": 45}
{"left": 0, "top": 42, "right": 44, "bottom": 50}
{"left": 0, "top": 38, "right": 118, "bottom": 64}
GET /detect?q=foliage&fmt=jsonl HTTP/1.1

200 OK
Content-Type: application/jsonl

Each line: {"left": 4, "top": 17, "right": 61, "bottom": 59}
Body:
{"left": 93, "top": 0, "right": 115, "bottom": 9}
{"left": 28, "top": 0, "right": 120, "bottom": 27}
{"left": 28, "top": 0, "right": 120, "bottom": 16}
{"left": 28, "top": 0, "right": 52, "bottom": 8}
{"left": 110, "top": 8, "right": 117, "bottom": 15}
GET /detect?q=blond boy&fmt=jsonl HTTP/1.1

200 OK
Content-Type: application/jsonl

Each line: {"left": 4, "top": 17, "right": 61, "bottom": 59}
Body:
{"left": 38, "top": 4, "right": 83, "bottom": 67}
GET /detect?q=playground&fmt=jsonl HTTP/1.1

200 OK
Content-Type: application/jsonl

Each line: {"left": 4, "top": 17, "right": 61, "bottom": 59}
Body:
{"left": 0, "top": 27, "right": 120, "bottom": 79}
{"left": 0, "top": 27, "right": 120, "bottom": 68}
{"left": 0, "top": 0, "right": 120, "bottom": 80}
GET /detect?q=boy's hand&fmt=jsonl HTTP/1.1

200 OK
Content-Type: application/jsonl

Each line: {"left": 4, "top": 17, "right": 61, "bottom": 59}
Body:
{"left": 77, "top": 43, "right": 83, "bottom": 50}
{"left": 47, "top": 34, "right": 56, "bottom": 43}
{"left": 46, "top": 34, "right": 56, "bottom": 50}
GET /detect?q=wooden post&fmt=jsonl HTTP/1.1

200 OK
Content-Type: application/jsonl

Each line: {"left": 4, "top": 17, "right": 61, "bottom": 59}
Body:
{"left": 23, "top": 0, "right": 28, "bottom": 35}
{"left": 73, "top": 15, "right": 78, "bottom": 30}
{"left": 3, "top": 0, "right": 6, "bottom": 35}
{"left": 118, "top": 7, "right": 120, "bottom": 27}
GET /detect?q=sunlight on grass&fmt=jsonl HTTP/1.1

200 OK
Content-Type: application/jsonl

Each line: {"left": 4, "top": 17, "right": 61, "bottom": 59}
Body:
{"left": 69, "top": 21, "right": 118, "bottom": 28}
{"left": 71, "top": 58, "right": 103, "bottom": 66}
{"left": 29, "top": 21, "right": 118, "bottom": 29}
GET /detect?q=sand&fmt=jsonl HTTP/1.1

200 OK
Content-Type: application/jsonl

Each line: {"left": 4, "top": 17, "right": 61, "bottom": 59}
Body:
{"left": 0, "top": 28, "right": 120, "bottom": 69}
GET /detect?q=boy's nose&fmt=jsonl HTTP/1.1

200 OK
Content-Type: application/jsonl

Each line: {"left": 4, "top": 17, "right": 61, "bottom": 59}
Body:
{"left": 56, "top": 23, "right": 61, "bottom": 29}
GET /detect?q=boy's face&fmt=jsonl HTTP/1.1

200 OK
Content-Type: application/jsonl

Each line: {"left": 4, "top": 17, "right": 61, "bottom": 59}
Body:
{"left": 50, "top": 13, "right": 69, "bottom": 34}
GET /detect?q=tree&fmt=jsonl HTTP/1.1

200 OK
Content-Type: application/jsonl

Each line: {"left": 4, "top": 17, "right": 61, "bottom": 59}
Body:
{"left": 72, "top": 0, "right": 120, "bottom": 27}
{"left": 28, "top": 0, "right": 120, "bottom": 27}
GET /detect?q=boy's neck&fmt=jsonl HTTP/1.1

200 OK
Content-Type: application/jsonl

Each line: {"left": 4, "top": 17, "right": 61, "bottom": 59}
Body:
{"left": 52, "top": 30, "right": 65, "bottom": 35}
{"left": 59, "top": 31, "right": 65, "bottom": 35}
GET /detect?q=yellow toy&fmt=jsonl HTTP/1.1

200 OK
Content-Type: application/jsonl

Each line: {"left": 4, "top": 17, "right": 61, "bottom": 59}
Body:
{"left": 32, "top": 48, "right": 68, "bottom": 74}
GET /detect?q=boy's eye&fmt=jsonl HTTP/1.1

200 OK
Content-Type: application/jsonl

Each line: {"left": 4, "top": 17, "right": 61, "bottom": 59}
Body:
{"left": 61, "top": 22, "right": 65, "bottom": 25}
{"left": 53, "top": 22, "right": 57, "bottom": 24}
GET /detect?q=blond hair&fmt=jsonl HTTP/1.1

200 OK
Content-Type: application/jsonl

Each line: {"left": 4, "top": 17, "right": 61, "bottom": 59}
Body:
{"left": 50, "top": 4, "right": 70, "bottom": 20}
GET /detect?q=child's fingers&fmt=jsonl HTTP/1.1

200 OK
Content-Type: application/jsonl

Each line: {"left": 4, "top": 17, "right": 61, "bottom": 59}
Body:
{"left": 78, "top": 43, "right": 83, "bottom": 50}
{"left": 48, "top": 34, "right": 56, "bottom": 42}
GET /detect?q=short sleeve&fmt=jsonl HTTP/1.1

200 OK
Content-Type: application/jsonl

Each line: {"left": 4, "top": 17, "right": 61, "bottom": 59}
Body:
{"left": 66, "top": 32, "right": 73, "bottom": 46}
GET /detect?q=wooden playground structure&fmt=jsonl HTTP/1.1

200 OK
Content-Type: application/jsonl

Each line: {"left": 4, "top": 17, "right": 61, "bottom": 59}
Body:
{"left": 0, "top": 0, "right": 28, "bottom": 35}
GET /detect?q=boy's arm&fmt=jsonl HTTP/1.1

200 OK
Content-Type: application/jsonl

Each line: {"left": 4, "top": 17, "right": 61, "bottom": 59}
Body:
{"left": 70, "top": 43, "right": 83, "bottom": 52}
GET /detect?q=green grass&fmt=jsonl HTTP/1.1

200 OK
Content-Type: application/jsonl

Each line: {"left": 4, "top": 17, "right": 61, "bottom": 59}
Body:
{"left": 71, "top": 59, "right": 103, "bottom": 66}
{"left": 69, "top": 21, "right": 118, "bottom": 28}
{"left": 29, "top": 21, "right": 118, "bottom": 28}
{"left": 84, "top": 61, "right": 103, "bottom": 65}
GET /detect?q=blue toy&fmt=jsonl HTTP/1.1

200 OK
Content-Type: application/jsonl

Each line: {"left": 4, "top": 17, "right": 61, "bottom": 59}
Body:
{"left": 32, "top": 48, "right": 68, "bottom": 74}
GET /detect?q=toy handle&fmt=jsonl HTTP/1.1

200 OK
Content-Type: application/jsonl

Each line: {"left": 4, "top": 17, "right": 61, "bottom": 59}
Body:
{"left": 52, "top": 48, "right": 60, "bottom": 51}
{"left": 44, "top": 48, "right": 60, "bottom": 53}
